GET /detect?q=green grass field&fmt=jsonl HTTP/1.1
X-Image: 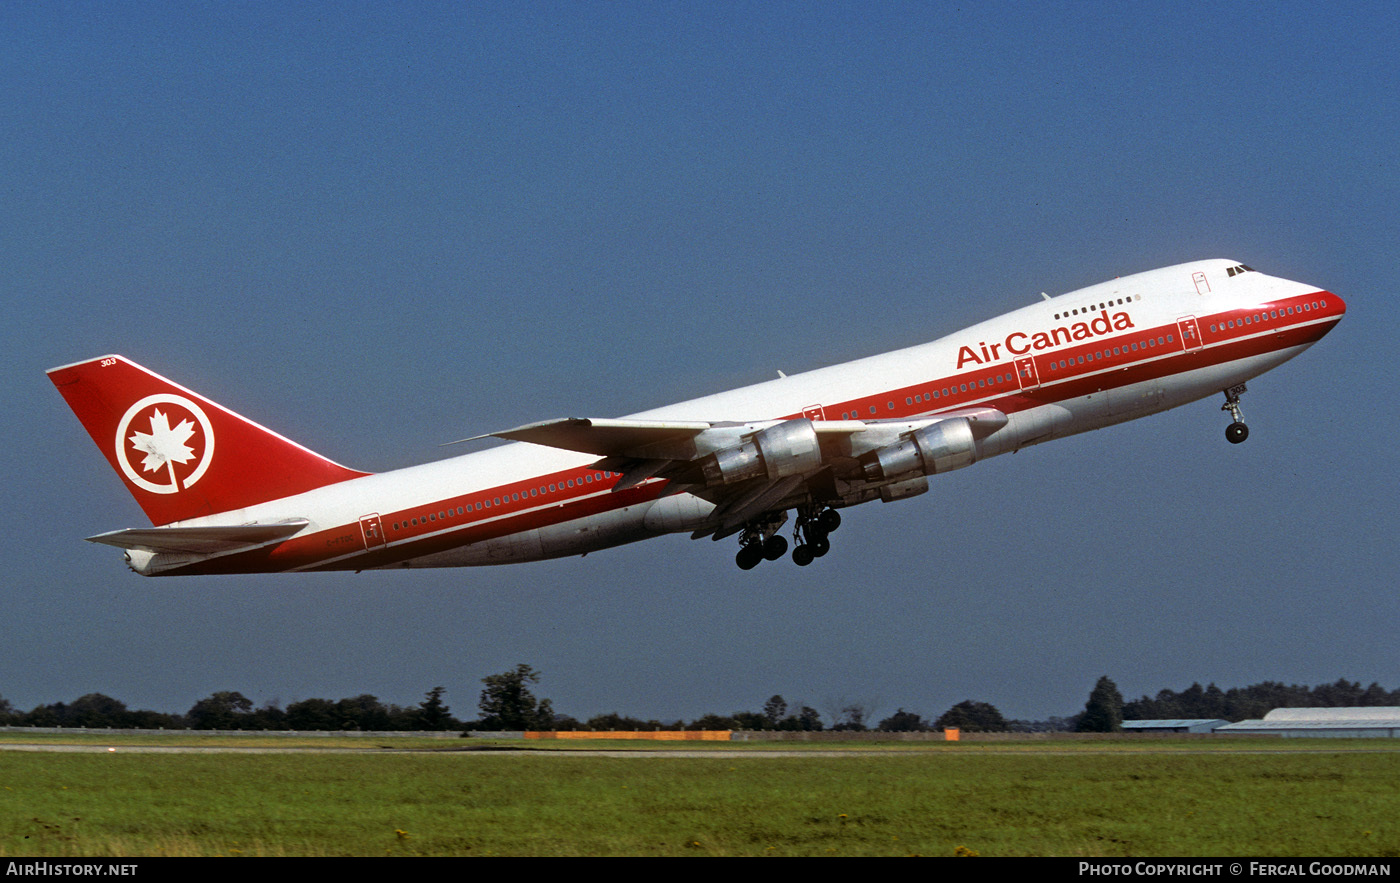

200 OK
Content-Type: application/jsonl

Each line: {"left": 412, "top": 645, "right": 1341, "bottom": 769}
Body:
{"left": 2, "top": 735, "right": 1397, "bottom": 856}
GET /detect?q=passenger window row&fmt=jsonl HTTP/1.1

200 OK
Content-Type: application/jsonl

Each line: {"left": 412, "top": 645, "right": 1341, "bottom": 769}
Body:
{"left": 1048, "top": 335, "right": 1175, "bottom": 371}
{"left": 836, "top": 372, "right": 1016, "bottom": 421}
{"left": 1209, "top": 299, "right": 1325, "bottom": 334}
{"left": 391, "top": 470, "right": 613, "bottom": 532}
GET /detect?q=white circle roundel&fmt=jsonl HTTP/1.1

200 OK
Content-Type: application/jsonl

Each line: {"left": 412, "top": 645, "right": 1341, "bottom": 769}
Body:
{"left": 114, "top": 394, "right": 216, "bottom": 494}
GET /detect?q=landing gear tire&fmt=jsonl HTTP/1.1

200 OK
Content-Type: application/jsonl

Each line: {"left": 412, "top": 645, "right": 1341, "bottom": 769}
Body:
{"left": 763, "top": 534, "right": 789, "bottom": 561}
{"left": 734, "top": 512, "right": 789, "bottom": 570}
{"left": 736, "top": 544, "right": 764, "bottom": 570}
{"left": 1221, "top": 385, "right": 1250, "bottom": 444}
{"left": 791, "top": 505, "right": 839, "bottom": 566}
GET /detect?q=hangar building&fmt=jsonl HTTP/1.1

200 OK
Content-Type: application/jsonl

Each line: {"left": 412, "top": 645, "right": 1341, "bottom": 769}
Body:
{"left": 1215, "top": 707, "right": 1400, "bottom": 738}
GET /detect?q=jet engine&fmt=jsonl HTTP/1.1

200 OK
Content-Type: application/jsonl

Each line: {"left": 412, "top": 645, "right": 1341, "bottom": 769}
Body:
{"left": 860, "top": 416, "right": 979, "bottom": 483}
{"left": 699, "top": 418, "right": 823, "bottom": 486}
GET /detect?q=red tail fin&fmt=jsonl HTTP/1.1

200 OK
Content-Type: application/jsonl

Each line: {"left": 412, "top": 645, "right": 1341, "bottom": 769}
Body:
{"left": 48, "top": 355, "right": 368, "bottom": 525}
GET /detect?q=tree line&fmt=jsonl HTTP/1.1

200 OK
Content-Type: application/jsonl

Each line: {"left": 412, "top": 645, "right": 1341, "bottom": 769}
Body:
{"left": 0, "top": 687, "right": 458, "bottom": 732}
{"left": 2, "top": 669, "right": 1394, "bottom": 734}
{"left": 0, "top": 665, "right": 1037, "bottom": 734}
{"left": 1123, "top": 678, "right": 1400, "bottom": 723}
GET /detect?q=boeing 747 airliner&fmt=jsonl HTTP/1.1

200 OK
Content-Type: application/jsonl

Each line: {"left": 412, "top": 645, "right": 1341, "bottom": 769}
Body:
{"left": 49, "top": 259, "right": 1343, "bottom": 574}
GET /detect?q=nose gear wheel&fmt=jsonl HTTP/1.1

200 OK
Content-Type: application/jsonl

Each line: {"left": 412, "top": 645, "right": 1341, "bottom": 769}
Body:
{"left": 1221, "top": 384, "right": 1249, "bottom": 444}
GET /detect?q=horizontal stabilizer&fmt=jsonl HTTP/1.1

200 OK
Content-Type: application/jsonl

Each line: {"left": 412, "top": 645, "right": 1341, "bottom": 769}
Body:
{"left": 86, "top": 519, "right": 310, "bottom": 555}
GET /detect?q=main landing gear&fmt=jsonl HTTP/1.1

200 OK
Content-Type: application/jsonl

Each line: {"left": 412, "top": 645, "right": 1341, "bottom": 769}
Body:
{"left": 1221, "top": 384, "right": 1250, "bottom": 444}
{"left": 735, "top": 514, "right": 789, "bottom": 571}
{"left": 791, "top": 506, "right": 841, "bottom": 567}
{"left": 735, "top": 506, "right": 842, "bottom": 569}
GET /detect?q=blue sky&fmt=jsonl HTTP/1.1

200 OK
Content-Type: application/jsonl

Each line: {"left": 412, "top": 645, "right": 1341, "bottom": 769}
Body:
{"left": 5, "top": 1, "right": 1397, "bottom": 724}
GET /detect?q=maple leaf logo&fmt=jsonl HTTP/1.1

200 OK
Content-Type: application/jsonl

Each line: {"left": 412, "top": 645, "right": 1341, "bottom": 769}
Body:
{"left": 129, "top": 408, "right": 198, "bottom": 487}
{"left": 115, "top": 394, "right": 216, "bottom": 495}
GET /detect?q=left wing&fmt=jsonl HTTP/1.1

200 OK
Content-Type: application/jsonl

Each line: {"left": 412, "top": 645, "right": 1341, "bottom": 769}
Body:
{"left": 475, "top": 411, "right": 1008, "bottom": 537}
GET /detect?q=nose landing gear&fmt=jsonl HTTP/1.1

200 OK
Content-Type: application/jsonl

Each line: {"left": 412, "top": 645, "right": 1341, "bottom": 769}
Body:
{"left": 1221, "top": 384, "right": 1249, "bottom": 444}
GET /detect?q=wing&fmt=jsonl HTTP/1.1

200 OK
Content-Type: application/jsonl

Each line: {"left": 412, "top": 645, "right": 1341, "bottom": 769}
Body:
{"left": 476, "top": 409, "right": 1008, "bottom": 539}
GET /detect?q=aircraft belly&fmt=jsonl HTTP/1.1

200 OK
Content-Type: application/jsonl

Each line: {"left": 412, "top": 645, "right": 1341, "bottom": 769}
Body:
{"left": 537, "top": 506, "right": 653, "bottom": 558}
{"left": 994, "top": 403, "right": 1071, "bottom": 452}
{"left": 1034, "top": 343, "right": 1314, "bottom": 443}
{"left": 380, "top": 530, "right": 537, "bottom": 567}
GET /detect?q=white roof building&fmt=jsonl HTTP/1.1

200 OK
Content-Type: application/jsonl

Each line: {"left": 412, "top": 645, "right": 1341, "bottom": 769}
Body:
{"left": 1216, "top": 707, "right": 1400, "bottom": 738}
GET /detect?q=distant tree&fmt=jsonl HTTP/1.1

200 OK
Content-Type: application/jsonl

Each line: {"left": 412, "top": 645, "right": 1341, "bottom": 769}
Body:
{"left": 1077, "top": 676, "right": 1124, "bottom": 733}
{"left": 1360, "top": 682, "right": 1392, "bottom": 707}
{"left": 587, "top": 712, "right": 651, "bottom": 731}
{"left": 878, "top": 708, "right": 932, "bottom": 732}
{"left": 417, "top": 686, "right": 452, "bottom": 731}
{"left": 1007, "top": 716, "right": 1076, "bottom": 733}
{"left": 830, "top": 704, "right": 871, "bottom": 731}
{"left": 125, "top": 708, "right": 185, "bottom": 729}
{"left": 687, "top": 713, "right": 736, "bottom": 730}
{"left": 25, "top": 702, "right": 66, "bottom": 727}
{"left": 336, "top": 694, "right": 394, "bottom": 731}
{"left": 67, "top": 693, "right": 130, "bottom": 728}
{"left": 730, "top": 710, "right": 769, "bottom": 731}
{"left": 1121, "top": 678, "right": 1400, "bottom": 724}
{"left": 187, "top": 691, "right": 254, "bottom": 730}
{"left": 249, "top": 700, "right": 287, "bottom": 731}
{"left": 286, "top": 697, "right": 338, "bottom": 730}
{"left": 777, "top": 705, "right": 824, "bottom": 732}
{"left": 474, "top": 664, "right": 554, "bottom": 731}
{"left": 762, "top": 695, "right": 788, "bottom": 729}
{"left": 1314, "top": 678, "right": 1365, "bottom": 708}
{"left": 935, "top": 700, "right": 1008, "bottom": 733}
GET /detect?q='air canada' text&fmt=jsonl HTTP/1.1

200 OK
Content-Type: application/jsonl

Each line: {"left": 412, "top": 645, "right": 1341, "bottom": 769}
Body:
{"left": 956, "top": 310, "right": 1136, "bottom": 369}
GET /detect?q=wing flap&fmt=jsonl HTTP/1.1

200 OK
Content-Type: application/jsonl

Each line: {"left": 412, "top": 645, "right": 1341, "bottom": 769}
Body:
{"left": 87, "top": 519, "right": 311, "bottom": 555}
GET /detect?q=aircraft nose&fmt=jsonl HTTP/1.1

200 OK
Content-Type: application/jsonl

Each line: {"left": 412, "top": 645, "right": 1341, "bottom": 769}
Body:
{"left": 1316, "top": 288, "right": 1345, "bottom": 338}
{"left": 1319, "top": 289, "right": 1346, "bottom": 326}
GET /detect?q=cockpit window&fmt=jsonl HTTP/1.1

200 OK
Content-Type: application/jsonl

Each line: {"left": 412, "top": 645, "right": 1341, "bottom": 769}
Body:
{"left": 1225, "top": 264, "right": 1255, "bottom": 277}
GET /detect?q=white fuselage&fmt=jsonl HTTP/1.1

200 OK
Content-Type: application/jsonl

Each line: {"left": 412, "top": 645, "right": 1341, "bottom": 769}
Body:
{"left": 129, "top": 259, "right": 1343, "bottom": 575}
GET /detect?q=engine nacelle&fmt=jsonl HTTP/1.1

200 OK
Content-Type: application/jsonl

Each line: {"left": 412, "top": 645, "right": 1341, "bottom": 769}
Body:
{"left": 861, "top": 417, "right": 978, "bottom": 482}
{"left": 699, "top": 418, "right": 823, "bottom": 486}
